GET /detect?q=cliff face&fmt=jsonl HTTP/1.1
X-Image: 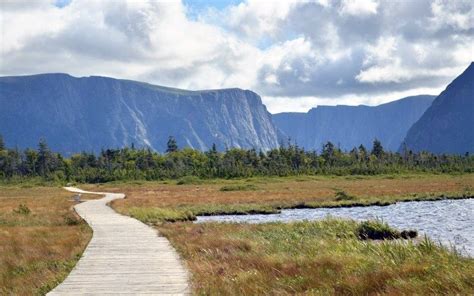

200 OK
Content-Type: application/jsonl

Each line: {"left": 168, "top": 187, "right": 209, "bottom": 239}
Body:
{"left": 0, "top": 74, "right": 280, "bottom": 154}
{"left": 274, "top": 95, "right": 435, "bottom": 151}
{"left": 401, "top": 63, "right": 474, "bottom": 154}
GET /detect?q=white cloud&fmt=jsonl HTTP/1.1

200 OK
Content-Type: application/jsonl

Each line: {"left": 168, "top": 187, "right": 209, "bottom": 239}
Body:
{"left": 340, "top": 0, "right": 378, "bottom": 17}
{"left": 0, "top": 0, "right": 473, "bottom": 113}
{"left": 221, "top": 0, "right": 300, "bottom": 40}
{"left": 430, "top": 0, "right": 474, "bottom": 31}
{"left": 263, "top": 86, "right": 444, "bottom": 114}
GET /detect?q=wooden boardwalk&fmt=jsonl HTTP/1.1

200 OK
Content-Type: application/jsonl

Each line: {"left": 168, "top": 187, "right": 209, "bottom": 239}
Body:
{"left": 48, "top": 187, "right": 189, "bottom": 295}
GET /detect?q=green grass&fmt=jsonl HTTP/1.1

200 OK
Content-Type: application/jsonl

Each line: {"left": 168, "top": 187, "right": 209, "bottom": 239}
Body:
{"left": 357, "top": 219, "right": 417, "bottom": 240}
{"left": 158, "top": 219, "right": 474, "bottom": 295}
{"left": 125, "top": 192, "right": 474, "bottom": 225}
{"left": 128, "top": 207, "right": 196, "bottom": 223}
{"left": 176, "top": 176, "right": 203, "bottom": 185}
{"left": 126, "top": 203, "right": 279, "bottom": 224}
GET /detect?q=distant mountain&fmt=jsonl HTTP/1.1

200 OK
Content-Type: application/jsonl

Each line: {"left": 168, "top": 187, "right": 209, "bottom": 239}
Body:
{"left": 401, "top": 63, "right": 474, "bottom": 154}
{"left": 0, "top": 74, "right": 280, "bottom": 154}
{"left": 273, "top": 95, "right": 435, "bottom": 151}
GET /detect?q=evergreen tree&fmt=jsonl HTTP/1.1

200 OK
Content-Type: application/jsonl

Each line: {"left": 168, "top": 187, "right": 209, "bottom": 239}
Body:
{"left": 0, "top": 136, "right": 473, "bottom": 182}
{"left": 371, "top": 139, "right": 384, "bottom": 159}
{"left": 166, "top": 136, "right": 178, "bottom": 153}
{"left": 0, "top": 135, "right": 4, "bottom": 151}
{"left": 358, "top": 144, "right": 368, "bottom": 162}
{"left": 321, "top": 141, "right": 335, "bottom": 165}
{"left": 37, "top": 138, "right": 52, "bottom": 177}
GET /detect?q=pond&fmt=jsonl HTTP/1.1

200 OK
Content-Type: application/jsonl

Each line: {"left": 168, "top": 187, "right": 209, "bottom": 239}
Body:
{"left": 197, "top": 198, "right": 474, "bottom": 257}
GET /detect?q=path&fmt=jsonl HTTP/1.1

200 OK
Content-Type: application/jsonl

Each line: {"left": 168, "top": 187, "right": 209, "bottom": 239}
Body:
{"left": 48, "top": 187, "right": 189, "bottom": 295}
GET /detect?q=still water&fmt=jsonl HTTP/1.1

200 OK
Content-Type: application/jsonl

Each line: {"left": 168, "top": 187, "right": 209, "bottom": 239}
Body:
{"left": 197, "top": 198, "right": 474, "bottom": 256}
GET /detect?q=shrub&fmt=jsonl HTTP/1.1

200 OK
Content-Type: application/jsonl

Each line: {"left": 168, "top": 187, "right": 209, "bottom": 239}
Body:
{"left": 220, "top": 184, "right": 259, "bottom": 191}
{"left": 13, "top": 204, "right": 31, "bottom": 215}
{"left": 357, "top": 219, "right": 400, "bottom": 240}
{"left": 63, "top": 214, "right": 80, "bottom": 226}
{"left": 176, "top": 176, "right": 202, "bottom": 185}
{"left": 400, "top": 230, "right": 418, "bottom": 239}
{"left": 335, "top": 190, "right": 354, "bottom": 201}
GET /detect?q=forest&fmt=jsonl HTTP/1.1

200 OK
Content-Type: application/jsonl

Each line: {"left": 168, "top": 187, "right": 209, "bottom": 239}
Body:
{"left": 0, "top": 135, "right": 473, "bottom": 183}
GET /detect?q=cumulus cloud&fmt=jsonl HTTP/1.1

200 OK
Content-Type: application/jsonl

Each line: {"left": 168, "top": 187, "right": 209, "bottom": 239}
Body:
{"left": 0, "top": 0, "right": 472, "bottom": 112}
{"left": 339, "top": 0, "right": 378, "bottom": 17}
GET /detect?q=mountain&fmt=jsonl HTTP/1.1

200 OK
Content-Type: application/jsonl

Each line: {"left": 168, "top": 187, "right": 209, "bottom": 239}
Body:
{"left": 401, "top": 63, "right": 474, "bottom": 154}
{"left": 273, "top": 95, "right": 435, "bottom": 152}
{"left": 0, "top": 74, "right": 280, "bottom": 154}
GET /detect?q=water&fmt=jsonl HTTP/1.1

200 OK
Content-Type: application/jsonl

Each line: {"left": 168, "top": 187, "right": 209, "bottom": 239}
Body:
{"left": 197, "top": 198, "right": 474, "bottom": 257}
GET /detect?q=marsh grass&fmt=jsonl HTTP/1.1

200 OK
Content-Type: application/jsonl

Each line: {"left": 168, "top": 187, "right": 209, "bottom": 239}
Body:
{"left": 176, "top": 176, "right": 202, "bottom": 185}
{"left": 158, "top": 219, "right": 474, "bottom": 295}
{"left": 356, "top": 219, "right": 416, "bottom": 240}
{"left": 85, "top": 174, "right": 474, "bottom": 294}
{"left": 334, "top": 189, "right": 355, "bottom": 201}
{"left": 129, "top": 207, "right": 196, "bottom": 223}
{"left": 95, "top": 174, "right": 474, "bottom": 223}
{"left": 125, "top": 203, "right": 278, "bottom": 224}
{"left": 0, "top": 186, "right": 95, "bottom": 295}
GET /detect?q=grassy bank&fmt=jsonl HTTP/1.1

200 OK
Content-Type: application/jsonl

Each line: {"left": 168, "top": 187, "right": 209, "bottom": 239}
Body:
{"left": 85, "top": 173, "right": 474, "bottom": 223}
{"left": 2, "top": 174, "right": 472, "bottom": 295}
{"left": 158, "top": 219, "right": 474, "bottom": 295}
{"left": 0, "top": 186, "right": 96, "bottom": 295}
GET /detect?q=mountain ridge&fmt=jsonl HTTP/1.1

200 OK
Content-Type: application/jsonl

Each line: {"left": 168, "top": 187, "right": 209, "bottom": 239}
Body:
{"left": 401, "top": 62, "right": 474, "bottom": 154}
{"left": 0, "top": 73, "right": 281, "bottom": 154}
{"left": 273, "top": 95, "right": 435, "bottom": 152}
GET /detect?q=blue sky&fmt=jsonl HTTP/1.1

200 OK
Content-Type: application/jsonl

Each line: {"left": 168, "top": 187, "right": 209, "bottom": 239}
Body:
{"left": 183, "top": 0, "right": 242, "bottom": 11}
{"left": 54, "top": 0, "right": 72, "bottom": 8}
{"left": 2, "top": 0, "right": 473, "bottom": 113}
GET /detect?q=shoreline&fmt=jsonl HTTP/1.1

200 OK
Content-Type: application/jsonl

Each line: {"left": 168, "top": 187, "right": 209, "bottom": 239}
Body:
{"left": 195, "top": 194, "right": 474, "bottom": 217}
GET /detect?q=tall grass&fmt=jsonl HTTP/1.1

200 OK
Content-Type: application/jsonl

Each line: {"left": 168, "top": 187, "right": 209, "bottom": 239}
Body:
{"left": 104, "top": 174, "right": 474, "bottom": 222}
{"left": 0, "top": 186, "right": 92, "bottom": 295}
{"left": 158, "top": 219, "right": 474, "bottom": 295}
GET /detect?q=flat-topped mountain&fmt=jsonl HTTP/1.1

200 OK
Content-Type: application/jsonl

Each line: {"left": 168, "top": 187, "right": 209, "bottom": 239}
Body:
{"left": 274, "top": 95, "right": 435, "bottom": 151}
{"left": 401, "top": 63, "right": 474, "bottom": 154}
{"left": 0, "top": 74, "right": 280, "bottom": 154}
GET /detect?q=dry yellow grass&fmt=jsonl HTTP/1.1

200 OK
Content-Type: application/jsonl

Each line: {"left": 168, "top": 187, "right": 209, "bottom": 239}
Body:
{"left": 84, "top": 174, "right": 474, "bottom": 294}
{"left": 86, "top": 174, "right": 474, "bottom": 216}
{"left": 0, "top": 186, "right": 96, "bottom": 295}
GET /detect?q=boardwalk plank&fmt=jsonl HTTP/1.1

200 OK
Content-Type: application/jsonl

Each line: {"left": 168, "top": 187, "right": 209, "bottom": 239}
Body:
{"left": 48, "top": 187, "right": 190, "bottom": 295}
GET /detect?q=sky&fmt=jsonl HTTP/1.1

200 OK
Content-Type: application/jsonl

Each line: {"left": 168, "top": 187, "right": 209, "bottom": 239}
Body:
{"left": 0, "top": 0, "right": 473, "bottom": 113}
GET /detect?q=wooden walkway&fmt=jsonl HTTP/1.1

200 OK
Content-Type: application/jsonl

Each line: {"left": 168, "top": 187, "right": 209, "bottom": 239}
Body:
{"left": 48, "top": 187, "right": 189, "bottom": 295}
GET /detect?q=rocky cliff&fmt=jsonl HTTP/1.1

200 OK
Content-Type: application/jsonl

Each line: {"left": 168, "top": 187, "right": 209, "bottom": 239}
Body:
{"left": 274, "top": 95, "right": 435, "bottom": 151}
{"left": 401, "top": 63, "right": 474, "bottom": 154}
{"left": 0, "top": 74, "right": 281, "bottom": 154}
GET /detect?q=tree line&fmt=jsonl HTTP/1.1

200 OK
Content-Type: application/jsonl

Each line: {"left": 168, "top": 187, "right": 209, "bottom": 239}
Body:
{"left": 0, "top": 135, "right": 472, "bottom": 183}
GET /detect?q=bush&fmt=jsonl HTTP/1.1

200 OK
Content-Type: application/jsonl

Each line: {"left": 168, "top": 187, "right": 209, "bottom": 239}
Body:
{"left": 220, "top": 184, "right": 259, "bottom": 191}
{"left": 401, "top": 230, "right": 418, "bottom": 239}
{"left": 13, "top": 204, "right": 31, "bottom": 215}
{"left": 176, "top": 176, "right": 202, "bottom": 185}
{"left": 357, "top": 219, "right": 400, "bottom": 240}
{"left": 335, "top": 190, "right": 355, "bottom": 201}
{"left": 63, "top": 214, "right": 80, "bottom": 226}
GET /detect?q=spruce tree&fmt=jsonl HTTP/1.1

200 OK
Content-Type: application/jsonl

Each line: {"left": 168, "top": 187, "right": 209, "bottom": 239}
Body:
{"left": 166, "top": 136, "right": 178, "bottom": 153}
{"left": 37, "top": 138, "right": 51, "bottom": 176}
{"left": 0, "top": 135, "right": 4, "bottom": 151}
{"left": 371, "top": 139, "right": 384, "bottom": 158}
